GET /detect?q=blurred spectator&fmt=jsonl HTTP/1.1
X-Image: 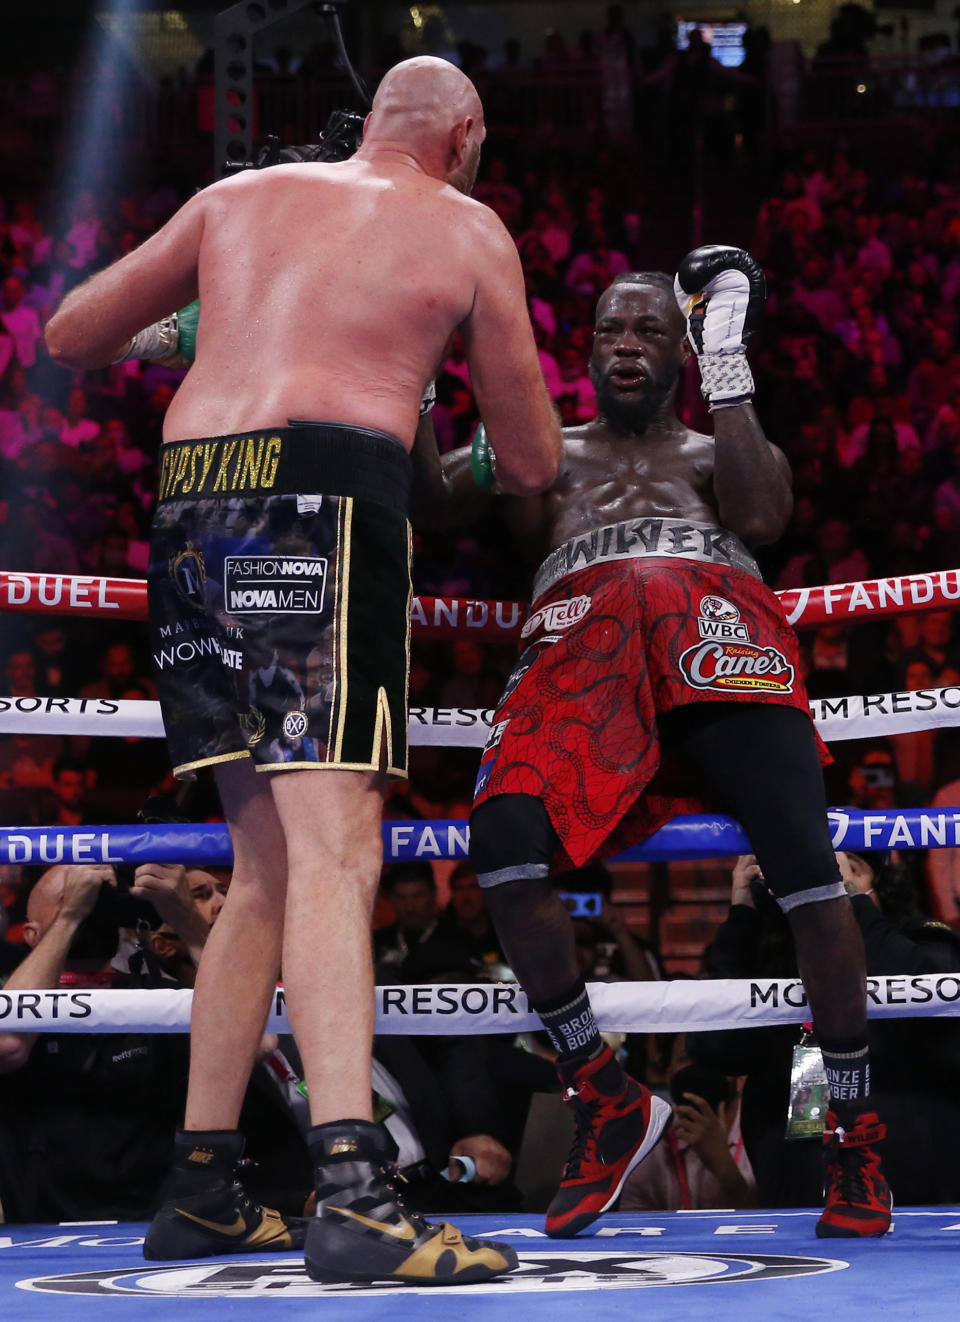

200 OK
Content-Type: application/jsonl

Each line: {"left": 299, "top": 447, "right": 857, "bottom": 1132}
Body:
{"left": 910, "top": 328, "right": 960, "bottom": 429}
{"left": 188, "top": 868, "right": 229, "bottom": 926}
{"left": 374, "top": 861, "right": 472, "bottom": 975}
{"left": 5, "top": 648, "right": 36, "bottom": 696}
{"left": 776, "top": 516, "right": 871, "bottom": 589}
{"left": 30, "top": 623, "right": 80, "bottom": 696}
{"left": 692, "top": 851, "right": 960, "bottom": 1207}
{"left": 564, "top": 227, "right": 631, "bottom": 298}
{"left": 80, "top": 641, "right": 155, "bottom": 701}
{"left": 620, "top": 1063, "right": 755, "bottom": 1210}
{"left": 555, "top": 345, "right": 598, "bottom": 423}
{"left": 789, "top": 257, "right": 847, "bottom": 331}
{"left": 444, "top": 862, "right": 505, "bottom": 968}
{"left": 58, "top": 386, "right": 99, "bottom": 448}
{"left": 0, "top": 864, "right": 190, "bottom": 1222}
{"left": 36, "top": 755, "right": 92, "bottom": 826}
{"left": 1, "top": 276, "right": 43, "bottom": 370}
{"left": 64, "top": 192, "right": 101, "bottom": 270}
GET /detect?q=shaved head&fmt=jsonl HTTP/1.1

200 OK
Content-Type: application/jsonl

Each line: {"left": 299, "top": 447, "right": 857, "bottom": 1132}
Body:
{"left": 27, "top": 866, "right": 68, "bottom": 928}
{"left": 363, "top": 57, "right": 485, "bottom": 193}
{"left": 369, "top": 57, "right": 482, "bottom": 136}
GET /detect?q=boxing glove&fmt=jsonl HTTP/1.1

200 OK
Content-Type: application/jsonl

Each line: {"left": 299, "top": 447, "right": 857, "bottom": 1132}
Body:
{"left": 176, "top": 299, "right": 199, "bottom": 362}
{"left": 419, "top": 378, "right": 436, "bottom": 417}
{"left": 470, "top": 422, "right": 497, "bottom": 491}
{"left": 112, "top": 300, "right": 199, "bottom": 369}
{"left": 674, "top": 245, "right": 765, "bottom": 410}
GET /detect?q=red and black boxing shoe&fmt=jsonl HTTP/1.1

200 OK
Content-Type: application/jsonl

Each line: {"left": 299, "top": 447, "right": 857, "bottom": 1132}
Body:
{"left": 545, "top": 1045, "right": 672, "bottom": 1238}
{"left": 816, "top": 1105, "right": 892, "bottom": 1238}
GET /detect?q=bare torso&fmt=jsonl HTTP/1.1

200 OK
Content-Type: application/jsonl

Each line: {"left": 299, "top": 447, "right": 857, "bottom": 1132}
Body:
{"left": 506, "top": 418, "right": 722, "bottom": 563}
{"left": 163, "top": 161, "right": 490, "bottom": 448}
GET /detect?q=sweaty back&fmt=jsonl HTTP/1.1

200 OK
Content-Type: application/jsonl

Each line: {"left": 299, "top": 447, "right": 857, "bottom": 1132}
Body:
{"left": 163, "top": 159, "right": 484, "bottom": 446}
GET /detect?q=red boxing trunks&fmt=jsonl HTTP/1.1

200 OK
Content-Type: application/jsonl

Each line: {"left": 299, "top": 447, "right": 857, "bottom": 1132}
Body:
{"left": 472, "top": 517, "right": 823, "bottom": 868}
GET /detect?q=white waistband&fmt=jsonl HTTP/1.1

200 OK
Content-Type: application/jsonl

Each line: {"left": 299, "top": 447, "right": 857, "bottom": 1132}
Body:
{"left": 533, "top": 518, "right": 761, "bottom": 602}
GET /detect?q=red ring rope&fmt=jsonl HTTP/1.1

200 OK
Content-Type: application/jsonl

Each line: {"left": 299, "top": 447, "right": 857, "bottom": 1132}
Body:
{"left": 2, "top": 568, "right": 960, "bottom": 639}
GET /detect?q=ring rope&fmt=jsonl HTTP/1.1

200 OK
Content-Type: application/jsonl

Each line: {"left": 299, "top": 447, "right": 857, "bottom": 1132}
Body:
{"left": 0, "top": 811, "right": 958, "bottom": 869}
{"left": 3, "top": 567, "right": 960, "bottom": 636}
{"left": 4, "top": 976, "right": 960, "bottom": 1036}
{"left": 3, "top": 687, "right": 960, "bottom": 745}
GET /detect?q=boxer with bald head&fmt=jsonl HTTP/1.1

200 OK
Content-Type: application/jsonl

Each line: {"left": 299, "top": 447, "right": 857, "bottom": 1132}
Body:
{"left": 46, "top": 56, "right": 559, "bottom": 1284}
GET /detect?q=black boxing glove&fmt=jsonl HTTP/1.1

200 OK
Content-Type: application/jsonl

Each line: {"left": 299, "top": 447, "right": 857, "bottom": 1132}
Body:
{"left": 674, "top": 245, "right": 766, "bottom": 410}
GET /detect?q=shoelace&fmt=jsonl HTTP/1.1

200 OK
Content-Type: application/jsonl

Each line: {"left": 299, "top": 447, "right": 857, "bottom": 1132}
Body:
{"left": 381, "top": 1163, "right": 432, "bottom": 1236}
{"left": 561, "top": 1085, "right": 600, "bottom": 1178}
{"left": 829, "top": 1131, "right": 870, "bottom": 1206}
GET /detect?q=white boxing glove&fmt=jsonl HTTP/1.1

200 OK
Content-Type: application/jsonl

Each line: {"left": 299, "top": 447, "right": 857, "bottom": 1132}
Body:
{"left": 674, "top": 245, "right": 766, "bottom": 409}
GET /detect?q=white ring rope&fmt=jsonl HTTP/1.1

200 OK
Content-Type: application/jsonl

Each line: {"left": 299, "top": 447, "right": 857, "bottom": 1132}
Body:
{"left": 3, "top": 976, "right": 960, "bottom": 1036}
{"left": 3, "top": 689, "right": 960, "bottom": 744}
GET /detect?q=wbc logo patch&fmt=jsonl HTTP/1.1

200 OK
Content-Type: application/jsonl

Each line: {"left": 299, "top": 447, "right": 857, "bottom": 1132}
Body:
{"left": 697, "top": 595, "right": 749, "bottom": 642}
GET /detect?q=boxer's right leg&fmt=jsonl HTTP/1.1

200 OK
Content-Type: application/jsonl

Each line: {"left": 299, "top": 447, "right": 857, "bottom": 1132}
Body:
{"left": 271, "top": 766, "right": 514, "bottom": 1286}
{"left": 471, "top": 794, "right": 671, "bottom": 1237}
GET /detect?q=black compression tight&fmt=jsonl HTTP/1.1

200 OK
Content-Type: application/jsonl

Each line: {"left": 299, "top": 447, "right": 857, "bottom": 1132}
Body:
{"left": 472, "top": 703, "right": 866, "bottom": 1044}
{"left": 661, "top": 703, "right": 866, "bottom": 1045}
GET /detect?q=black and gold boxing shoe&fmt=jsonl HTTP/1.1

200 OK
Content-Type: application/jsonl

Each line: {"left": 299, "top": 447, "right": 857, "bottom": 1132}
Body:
{"left": 305, "top": 1120, "right": 517, "bottom": 1286}
{"left": 143, "top": 1128, "right": 307, "bottom": 1260}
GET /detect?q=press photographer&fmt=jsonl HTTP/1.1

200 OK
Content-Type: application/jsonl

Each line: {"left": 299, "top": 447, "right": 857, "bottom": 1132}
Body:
{"left": 0, "top": 864, "right": 195, "bottom": 1221}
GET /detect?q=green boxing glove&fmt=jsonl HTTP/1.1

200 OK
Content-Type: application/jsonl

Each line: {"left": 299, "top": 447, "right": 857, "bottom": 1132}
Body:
{"left": 111, "top": 299, "right": 200, "bottom": 368}
{"left": 176, "top": 298, "right": 199, "bottom": 362}
{"left": 471, "top": 422, "right": 496, "bottom": 491}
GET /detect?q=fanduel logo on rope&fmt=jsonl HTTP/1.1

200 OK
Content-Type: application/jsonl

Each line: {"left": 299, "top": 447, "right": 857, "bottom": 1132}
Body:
{"left": 224, "top": 557, "right": 327, "bottom": 615}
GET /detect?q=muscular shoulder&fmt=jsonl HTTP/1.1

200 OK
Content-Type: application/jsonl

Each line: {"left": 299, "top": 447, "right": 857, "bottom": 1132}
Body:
{"left": 447, "top": 193, "right": 520, "bottom": 265}
{"left": 680, "top": 425, "right": 716, "bottom": 459}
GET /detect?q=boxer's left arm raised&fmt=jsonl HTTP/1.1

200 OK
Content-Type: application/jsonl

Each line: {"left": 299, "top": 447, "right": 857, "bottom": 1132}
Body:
{"left": 676, "top": 245, "right": 792, "bottom": 546}
{"left": 45, "top": 191, "right": 205, "bottom": 370}
{"left": 460, "top": 214, "right": 561, "bottom": 496}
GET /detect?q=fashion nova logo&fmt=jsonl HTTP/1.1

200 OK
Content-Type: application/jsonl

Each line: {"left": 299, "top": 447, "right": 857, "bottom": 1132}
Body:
{"left": 16, "top": 1250, "right": 845, "bottom": 1297}
{"left": 679, "top": 641, "right": 795, "bottom": 693}
{"left": 521, "top": 594, "right": 591, "bottom": 638}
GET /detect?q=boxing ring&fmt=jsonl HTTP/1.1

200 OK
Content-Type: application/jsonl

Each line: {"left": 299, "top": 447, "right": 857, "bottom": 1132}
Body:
{"left": 3, "top": 566, "right": 960, "bottom": 1319}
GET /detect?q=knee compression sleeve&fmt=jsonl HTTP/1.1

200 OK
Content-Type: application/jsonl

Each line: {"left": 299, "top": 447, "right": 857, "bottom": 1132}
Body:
{"left": 470, "top": 794, "right": 558, "bottom": 888}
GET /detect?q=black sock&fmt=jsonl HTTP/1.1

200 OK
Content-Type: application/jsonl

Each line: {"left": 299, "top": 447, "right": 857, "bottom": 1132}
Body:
{"left": 819, "top": 1040, "right": 870, "bottom": 1107}
{"left": 532, "top": 981, "right": 603, "bottom": 1062}
{"left": 174, "top": 1128, "right": 243, "bottom": 1170}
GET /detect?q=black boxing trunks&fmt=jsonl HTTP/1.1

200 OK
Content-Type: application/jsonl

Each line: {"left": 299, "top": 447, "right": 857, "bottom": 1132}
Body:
{"left": 472, "top": 517, "right": 826, "bottom": 869}
{"left": 148, "top": 423, "right": 412, "bottom": 779}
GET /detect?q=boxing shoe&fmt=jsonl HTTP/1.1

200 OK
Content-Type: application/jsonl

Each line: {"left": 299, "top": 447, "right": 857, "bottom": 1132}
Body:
{"left": 305, "top": 1120, "right": 517, "bottom": 1285}
{"left": 545, "top": 1045, "right": 672, "bottom": 1237}
{"left": 144, "top": 1128, "right": 306, "bottom": 1260}
{"left": 816, "top": 1104, "right": 892, "bottom": 1238}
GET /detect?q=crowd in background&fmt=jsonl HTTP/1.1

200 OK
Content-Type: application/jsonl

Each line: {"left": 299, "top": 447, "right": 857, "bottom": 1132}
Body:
{"left": 1, "top": 29, "right": 960, "bottom": 1221}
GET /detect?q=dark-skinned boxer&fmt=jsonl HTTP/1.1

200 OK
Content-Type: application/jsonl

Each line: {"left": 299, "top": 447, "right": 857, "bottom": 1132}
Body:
{"left": 418, "top": 248, "right": 891, "bottom": 1240}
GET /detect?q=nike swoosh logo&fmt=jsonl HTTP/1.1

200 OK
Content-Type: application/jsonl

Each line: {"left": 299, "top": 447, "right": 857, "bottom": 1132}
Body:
{"left": 175, "top": 1209, "right": 248, "bottom": 1237}
{"left": 326, "top": 1205, "right": 417, "bottom": 1242}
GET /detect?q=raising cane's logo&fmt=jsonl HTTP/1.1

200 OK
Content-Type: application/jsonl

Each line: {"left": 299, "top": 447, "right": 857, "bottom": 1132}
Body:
{"left": 680, "top": 640, "right": 795, "bottom": 694}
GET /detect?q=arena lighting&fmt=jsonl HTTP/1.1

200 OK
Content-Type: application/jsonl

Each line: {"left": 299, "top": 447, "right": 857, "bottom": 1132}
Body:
{"left": 54, "top": 0, "right": 149, "bottom": 206}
